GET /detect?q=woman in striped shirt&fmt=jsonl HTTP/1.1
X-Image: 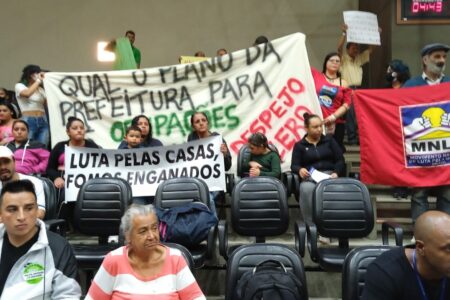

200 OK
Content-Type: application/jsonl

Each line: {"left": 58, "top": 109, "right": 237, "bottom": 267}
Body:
{"left": 86, "top": 204, "right": 206, "bottom": 300}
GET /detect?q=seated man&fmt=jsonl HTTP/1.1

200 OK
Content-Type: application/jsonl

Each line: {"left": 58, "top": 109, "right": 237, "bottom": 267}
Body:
{"left": 0, "top": 180, "right": 81, "bottom": 298}
{"left": 0, "top": 146, "right": 45, "bottom": 220}
{"left": 362, "top": 210, "right": 450, "bottom": 299}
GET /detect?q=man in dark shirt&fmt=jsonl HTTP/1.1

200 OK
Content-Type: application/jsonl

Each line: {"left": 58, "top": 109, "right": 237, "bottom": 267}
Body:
{"left": 402, "top": 43, "right": 450, "bottom": 224}
{"left": 362, "top": 211, "right": 450, "bottom": 300}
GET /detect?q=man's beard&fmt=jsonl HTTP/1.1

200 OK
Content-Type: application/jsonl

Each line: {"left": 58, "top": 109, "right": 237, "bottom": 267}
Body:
{"left": 425, "top": 60, "right": 446, "bottom": 75}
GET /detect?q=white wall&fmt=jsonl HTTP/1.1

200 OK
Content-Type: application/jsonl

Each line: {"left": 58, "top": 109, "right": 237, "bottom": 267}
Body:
{"left": 0, "top": 0, "right": 358, "bottom": 88}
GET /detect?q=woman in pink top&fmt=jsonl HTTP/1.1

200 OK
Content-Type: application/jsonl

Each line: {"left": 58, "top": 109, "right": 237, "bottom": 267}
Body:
{"left": 86, "top": 204, "right": 206, "bottom": 300}
{"left": 0, "top": 101, "right": 17, "bottom": 145}
{"left": 311, "top": 52, "right": 352, "bottom": 151}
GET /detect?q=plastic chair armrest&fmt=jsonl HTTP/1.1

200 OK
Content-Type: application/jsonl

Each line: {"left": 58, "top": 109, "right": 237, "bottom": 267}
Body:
{"left": 292, "top": 173, "right": 300, "bottom": 202}
{"left": 225, "top": 173, "right": 235, "bottom": 195}
{"left": 206, "top": 225, "right": 217, "bottom": 259}
{"left": 45, "top": 219, "right": 66, "bottom": 237}
{"left": 382, "top": 221, "right": 404, "bottom": 246}
{"left": 305, "top": 220, "right": 319, "bottom": 262}
{"left": 218, "top": 220, "right": 228, "bottom": 260}
{"left": 295, "top": 220, "right": 306, "bottom": 257}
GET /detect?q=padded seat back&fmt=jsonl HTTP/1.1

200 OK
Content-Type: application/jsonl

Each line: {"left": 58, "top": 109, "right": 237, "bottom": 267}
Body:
{"left": 342, "top": 246, "right": 394, "bottom": 300}
{"left": 225, "top": 243, "right": 308, "bottom": 300}
{"left": 40, "top": 176, "right": 58, "bottom": 220}
{"left": 231, "top": 176, "right": 288, "bottom": 237}
{"left": 313, "top": 178, "right": 373, "bottom": 238}
{"left": 154, "top": 177, "right": 210, "bottom": 209}
{"left": 74, "top": 178, "right": 132, "bottom": 236}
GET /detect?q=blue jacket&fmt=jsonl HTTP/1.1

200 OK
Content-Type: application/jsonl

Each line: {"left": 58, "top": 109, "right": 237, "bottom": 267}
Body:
{"left": 403, "top": 75, "right": 450, "bottom": 87}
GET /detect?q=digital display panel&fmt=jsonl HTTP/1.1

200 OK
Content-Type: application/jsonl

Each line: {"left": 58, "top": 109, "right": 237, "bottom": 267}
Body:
{"left": 397, "top": 0, "right": 450, "bottom": 24}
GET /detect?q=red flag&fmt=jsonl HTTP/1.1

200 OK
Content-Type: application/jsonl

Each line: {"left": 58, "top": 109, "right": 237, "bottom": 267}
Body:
{"left": 353, "top": 83, "right": 450, "bottom": 187}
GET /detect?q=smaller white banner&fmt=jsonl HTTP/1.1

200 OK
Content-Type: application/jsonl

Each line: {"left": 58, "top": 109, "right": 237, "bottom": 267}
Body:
{"left": 343, "top": 11, "right": 381, "bottom": 45}
{"left": 64, "top": 136, "right": 225, "bottom": 201}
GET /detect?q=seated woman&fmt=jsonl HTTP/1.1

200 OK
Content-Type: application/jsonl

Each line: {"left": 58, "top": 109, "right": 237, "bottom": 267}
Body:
{"left": 6, "top": 120, "right": 50, "bottom": 175}
{"left": 291, "top": 113, "right": 345, "bottom": 223}
{"left": 242, "top": 132, "right": 281, "bottom": 178}
{"left": 187, "top": 111, "right": 232, "bottom": 214}
{"left": 86, "top": 204, "right": 206, "bottom": 300}
{"left": 0, "top": 100, "right": 17, "bottom": 145}
{"left": 119, "top": 115, "right": 163, "bottom": 148}
{"left": 188, "top": 111, "right": 231, "bottom": 171}
{"left": 46, "top": 117, "right": 100, "bottom": 228}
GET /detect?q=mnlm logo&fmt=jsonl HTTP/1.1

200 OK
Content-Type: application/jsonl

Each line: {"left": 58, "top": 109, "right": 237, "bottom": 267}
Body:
{"left": 401, "top": 101, "right": 450, "bottom": 168}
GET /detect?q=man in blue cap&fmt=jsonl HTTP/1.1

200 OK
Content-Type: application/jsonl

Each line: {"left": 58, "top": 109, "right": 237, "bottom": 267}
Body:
{"left": 404, "top": 43, "right": 450, "bottom": 87}
{"left": 402, "top": 43, "right": 450, "bottom": 226}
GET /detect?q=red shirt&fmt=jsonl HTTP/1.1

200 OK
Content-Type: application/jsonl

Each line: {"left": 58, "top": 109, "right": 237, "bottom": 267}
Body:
{"left": 311, "top": 68, "right": 352, "bottom": 124}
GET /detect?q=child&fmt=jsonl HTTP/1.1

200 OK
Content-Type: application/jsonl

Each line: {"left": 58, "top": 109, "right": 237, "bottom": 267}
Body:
{"left": 243, "top": 132, "right": 281, "bottom": 178}
{"left": 118, "top": 125, "right": 142, "bottom": 149}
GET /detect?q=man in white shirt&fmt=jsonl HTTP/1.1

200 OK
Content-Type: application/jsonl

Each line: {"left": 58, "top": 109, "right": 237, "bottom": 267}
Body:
{"left": 0, "top": 146, "right": 45, "bottom": 220}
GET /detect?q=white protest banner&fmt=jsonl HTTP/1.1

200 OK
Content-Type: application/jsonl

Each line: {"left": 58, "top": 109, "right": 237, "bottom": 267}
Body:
{"left": 343, "top": 11, "right": 381, "bottom": 46}
{"left": 45, "top": 33, "right": 322, "bottom": 172}
{"left": 64, "top": 136, "right": 225, "bottom": 201}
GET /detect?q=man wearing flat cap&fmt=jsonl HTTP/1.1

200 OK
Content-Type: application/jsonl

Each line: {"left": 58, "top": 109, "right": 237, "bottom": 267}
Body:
{"left": 404, "top": 43, "right": 450, "bottom": 87}
{"left": 403, "top": 43, "right": 450, "bottom": 226}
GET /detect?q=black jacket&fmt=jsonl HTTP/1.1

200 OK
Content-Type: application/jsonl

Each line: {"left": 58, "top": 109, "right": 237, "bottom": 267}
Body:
{"left": 290, "top": 134, "right": 345, "bottom": 176}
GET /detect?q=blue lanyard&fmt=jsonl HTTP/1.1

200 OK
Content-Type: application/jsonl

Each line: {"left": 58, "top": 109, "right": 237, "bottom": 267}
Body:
{"left": 412, "top": 250, "right": 447, "bottom": 300}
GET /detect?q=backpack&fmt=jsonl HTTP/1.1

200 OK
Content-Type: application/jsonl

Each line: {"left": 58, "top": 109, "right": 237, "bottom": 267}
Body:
{"left": 156, "top": 200, "right": 218, "bottom": 248}
{"left": 235, "top": 259, "right": 305, "bottom": 300}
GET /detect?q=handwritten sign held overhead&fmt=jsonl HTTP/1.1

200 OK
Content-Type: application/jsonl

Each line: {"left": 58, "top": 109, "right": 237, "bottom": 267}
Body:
{"left": 343, "top": 11, "right": 381, "bottom": 45}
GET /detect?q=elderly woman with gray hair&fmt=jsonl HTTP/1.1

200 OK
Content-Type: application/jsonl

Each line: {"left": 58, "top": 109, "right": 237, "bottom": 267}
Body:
{"left": 86, "top": 204, "right": 206, "bottom": 300}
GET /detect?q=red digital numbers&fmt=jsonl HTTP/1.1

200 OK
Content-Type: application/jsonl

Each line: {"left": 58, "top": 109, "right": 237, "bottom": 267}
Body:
{"left": 411, "top": 1, "right": 443, "bottom": 13}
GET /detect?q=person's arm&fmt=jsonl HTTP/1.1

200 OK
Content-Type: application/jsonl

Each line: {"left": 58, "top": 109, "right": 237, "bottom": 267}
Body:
{"left": 290, "top": 142, "right": 304, "bottom": 176}
{"left": 337, "top": 24, "right": 348, "bottom": 56}
{"left": 85, "top": 254, "right": 115, "bottom": 300}
{"left": 259, "top": 152, "right": 281, "bottom": 178}
{"left": 34, "top": 178, "right": 47, "bottom": 220}
{"left": 221, "top": 139, "right": 232, "bottom": 171}
{"left": 46, "top": 142, "right": 64, "bottom": 182}
{"left": 37, "top": 209, "right": 45, "bottom": 220}
{"left": 34, "top": 147, "right": 50, "bottom": 175}
{"left": 17, "top": 73, "right": 45, "bottom": 98}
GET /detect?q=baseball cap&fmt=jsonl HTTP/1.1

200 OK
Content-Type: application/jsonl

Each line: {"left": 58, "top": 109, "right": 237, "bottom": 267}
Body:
{"left": 421, "top": 43, "right": 450, "bottom": 57}
{"left": 0, "top": 146, "right": 14, "bottom": 160}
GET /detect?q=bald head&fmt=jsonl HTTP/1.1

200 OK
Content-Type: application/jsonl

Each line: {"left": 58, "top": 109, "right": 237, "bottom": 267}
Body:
{"left": 414, "top": 211, "right": 450, "bottom": 243}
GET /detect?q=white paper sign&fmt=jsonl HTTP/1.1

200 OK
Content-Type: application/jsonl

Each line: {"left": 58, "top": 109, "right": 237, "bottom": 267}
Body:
{"left": 343, "top": 11, "right": 381, "bottom": 45}
{"left": 64, "top": 136, "right": 225, "bottom": 201}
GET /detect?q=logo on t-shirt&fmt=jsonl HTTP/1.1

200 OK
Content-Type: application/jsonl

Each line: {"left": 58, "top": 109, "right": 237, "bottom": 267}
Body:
{"left": 318, "top": 85, "right": 338, "bottom": 108}
{"left": 22, "top": 262, "right": 45, "bottom": 284}
{"left": 401, "top": 101, "right": 450, "bottom": 167}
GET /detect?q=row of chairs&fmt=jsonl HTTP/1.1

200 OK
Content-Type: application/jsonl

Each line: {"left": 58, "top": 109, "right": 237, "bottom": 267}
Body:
{"left": 42, "top": 175, "right": 403, "bottom": 297}
{"left": 224, "top": 243, "right": 394, "bottom": 300}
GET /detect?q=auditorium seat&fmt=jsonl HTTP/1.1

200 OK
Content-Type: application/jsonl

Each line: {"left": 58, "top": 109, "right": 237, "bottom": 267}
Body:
{"left": 298, "top": 178, "right": 403, "bottom": 272}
